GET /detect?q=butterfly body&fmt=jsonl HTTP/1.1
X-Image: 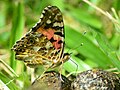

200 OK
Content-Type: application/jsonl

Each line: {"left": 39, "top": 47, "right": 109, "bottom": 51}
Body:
{"left": 12, "top": 6, "right": 69, "bottom": 68}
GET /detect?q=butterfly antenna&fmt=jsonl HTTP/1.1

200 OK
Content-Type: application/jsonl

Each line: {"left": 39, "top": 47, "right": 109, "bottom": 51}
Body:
{"left": 66, "top": 31, "right": 87, "bottom": 76}
{"left": 66, "top": 30, "right": 87, "bottom": 54}
{"left": 66, "top": 43, "right": 83, "bottom": 55}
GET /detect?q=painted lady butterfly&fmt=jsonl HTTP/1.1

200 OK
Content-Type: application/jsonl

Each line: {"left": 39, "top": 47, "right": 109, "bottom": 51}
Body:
{"left": 12, "top": 6, "right": 70, "bottom": 69}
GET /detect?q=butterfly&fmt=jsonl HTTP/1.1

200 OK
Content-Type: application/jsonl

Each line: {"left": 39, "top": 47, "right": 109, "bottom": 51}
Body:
{"left": 12, "top": 6, "right": 70, "bottom": 69}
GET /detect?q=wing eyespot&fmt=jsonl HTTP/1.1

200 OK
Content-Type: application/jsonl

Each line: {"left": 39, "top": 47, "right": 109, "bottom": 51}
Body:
{"left": 29, "top": 38, "right": 35, "bottom": 44}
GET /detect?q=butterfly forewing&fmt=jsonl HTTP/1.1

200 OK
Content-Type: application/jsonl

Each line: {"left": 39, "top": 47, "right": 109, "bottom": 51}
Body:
{"left": 12, "top": 6, "right": 69, "bottom": 68}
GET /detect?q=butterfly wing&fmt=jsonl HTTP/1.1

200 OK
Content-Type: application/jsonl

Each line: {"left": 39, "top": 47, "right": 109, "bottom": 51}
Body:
{"left": 12, "top": 6, "right": 69, "bottom": 68}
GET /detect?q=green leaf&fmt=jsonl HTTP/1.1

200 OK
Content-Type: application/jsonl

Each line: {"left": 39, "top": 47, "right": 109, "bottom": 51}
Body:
{"left": 96, "top": 33, "right": 120, "bottom": 71}
{"left": 0, "top": 72, "right": 19, "bottom": 90}
{"left": 9, "top": 2, "right": 24, "bottom": 70}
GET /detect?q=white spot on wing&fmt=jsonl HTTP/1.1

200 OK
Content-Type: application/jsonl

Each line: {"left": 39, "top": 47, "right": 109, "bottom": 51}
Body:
{"left": 49, "top": 16, "right": 51, "bottom": 19}
{"left": 53, "top": 22, "right": 63, "bottom": 27}
{"left": 46, "top": 41, "right": 53, "bottom": 49}
{"left": 42, "top": 10, "right": 45, "bottom": 13}
{"left": 53, "top": 22, "right": 59, "bottom": 27}
{"left": 33, "top": 47, "right": 40, "bottom": 52}
{"left": 38, "top": 18, "right": 41, "bottom": 23}
{"left": 57, "top": 12, "right": 61, "bottom": 16}
{"left": 44, "top": 7, "right": 49, "bottom": 10}
{"left": 60, "top": 22, "right": 63, "bottom": 27}
{"left": 47, "top": 6, "right": 52, "bottom": 8}
{"left": 40, "top": 14, "right": 43, "bottom": 18}
{"left": 46, "top": 19, "right": 51, "bottom": 24}
{"left": 32, "top": 23, "right": 38, "bottom": 28}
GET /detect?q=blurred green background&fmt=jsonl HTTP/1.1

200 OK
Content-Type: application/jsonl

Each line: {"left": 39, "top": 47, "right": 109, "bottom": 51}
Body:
{"left": 0, "top": 0, "right": 120, "bottom": 89}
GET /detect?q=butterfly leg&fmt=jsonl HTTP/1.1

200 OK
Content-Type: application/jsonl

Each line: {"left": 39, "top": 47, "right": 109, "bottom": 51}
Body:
{"left": 58, "top": 61, "right": 64, "bottom": 82}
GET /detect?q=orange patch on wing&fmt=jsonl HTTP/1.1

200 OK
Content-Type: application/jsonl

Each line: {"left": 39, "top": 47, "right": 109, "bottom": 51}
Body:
{"left": 37, "top": 27, "right": 62, "bottom": 49}
{"left": 53, "top": 36, "right": 61, "bottom": 49}
{"left": 37, "top": 27, "right": 54, "bottom": 40}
